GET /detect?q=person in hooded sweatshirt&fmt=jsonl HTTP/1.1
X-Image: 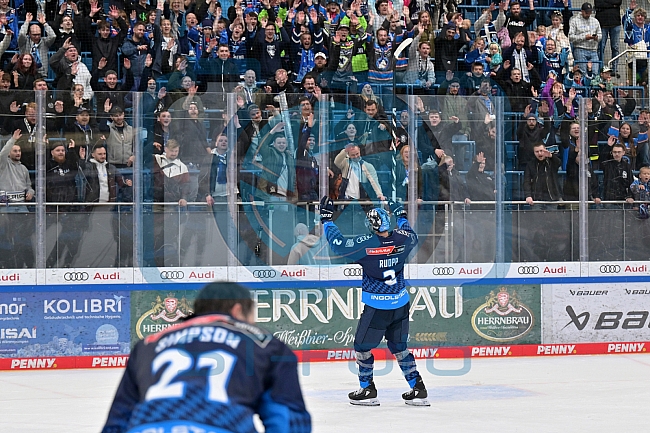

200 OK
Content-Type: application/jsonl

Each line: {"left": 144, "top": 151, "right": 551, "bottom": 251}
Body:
{"left": 287, "top": 223, "right": 331, "bottom": 266}
{"left": 0, "top": 129, "right": 35, "bottom": 268}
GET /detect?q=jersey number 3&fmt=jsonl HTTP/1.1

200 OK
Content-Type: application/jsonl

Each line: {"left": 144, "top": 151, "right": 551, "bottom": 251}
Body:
{"left": 383, "top": 269, "right": 397, "bottom": 286}
{"left": 145, "top": 348, "right": 236, "bottom": 403}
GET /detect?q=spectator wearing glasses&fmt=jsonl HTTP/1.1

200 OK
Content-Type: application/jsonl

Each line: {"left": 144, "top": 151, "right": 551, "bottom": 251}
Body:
{"left": 600, "top": 142, "right": 634, "bottom": 207}
{"left": 18, "top": 12, "right": 56, "bottom": 79}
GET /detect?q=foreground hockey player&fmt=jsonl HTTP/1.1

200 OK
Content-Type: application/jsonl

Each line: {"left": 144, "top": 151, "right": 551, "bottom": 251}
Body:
{"left": 101, "top": 282, "right": 312, "bottom": 433}
{"left": 320, "top": 196, "right": 429, "bottom": 407}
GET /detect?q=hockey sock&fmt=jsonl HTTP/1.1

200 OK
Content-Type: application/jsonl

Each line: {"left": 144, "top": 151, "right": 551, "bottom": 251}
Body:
{"left": 355, "top": 350, "right": 374, "bottom": 387}
{"left": 394, "top": 349, "right": 419, "bottom": 387}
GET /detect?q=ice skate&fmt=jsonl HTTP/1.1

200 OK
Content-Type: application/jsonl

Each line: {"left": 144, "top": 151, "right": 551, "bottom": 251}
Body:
{"left": 402, "top": 376, "right": 430, "bottom": 406}
{"left": 348, "top": 381, "right": 380, "bottom": 406}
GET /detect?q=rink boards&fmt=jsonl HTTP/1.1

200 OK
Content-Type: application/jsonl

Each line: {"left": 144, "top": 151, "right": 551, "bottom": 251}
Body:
{"left": 0, "top": 263, "right": 649, "bottom": 370}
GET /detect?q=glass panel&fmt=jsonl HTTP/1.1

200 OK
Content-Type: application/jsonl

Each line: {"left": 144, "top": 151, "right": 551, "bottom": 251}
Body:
{"left": 414, "top": 91, "right": 497, "bottom": 264}
{"left": 43, "top": 90, "right": 134, "bottom": 268}
{"left": 0, "top": 90, "right": 40, "bottom": 269}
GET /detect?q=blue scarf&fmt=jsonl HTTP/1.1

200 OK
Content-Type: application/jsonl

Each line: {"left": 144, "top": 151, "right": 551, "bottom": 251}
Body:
{"left": 297, "top": 49, "right": 315, "bottom": 83}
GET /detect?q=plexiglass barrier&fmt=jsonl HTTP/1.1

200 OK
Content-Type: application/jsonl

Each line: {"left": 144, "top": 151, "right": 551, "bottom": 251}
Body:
{"left": 1, "top": 90, "right": 648, "bottom": 272}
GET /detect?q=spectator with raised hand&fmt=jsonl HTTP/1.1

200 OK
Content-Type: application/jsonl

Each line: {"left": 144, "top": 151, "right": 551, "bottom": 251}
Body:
{"left": 394, "top": 144, "right": 422, "bottom": 203}
{"left": 605, "top": 121, "right": 645, "bottom": 169}
{"left": 0, "top": 0, "right": 19, "bottom": 51}
{"left": 261, "top": 68, "right": 296, "bottom": 109}
{"left": 0, "top": 129, "right": 35, "bottom": 268}
{"left": 253, "top": 17, "right": 291, "bottom": 81}
{"left": 65, "top": 105, "right": 98, "bottom": 164}
{"left": 623, "top": 0, "right": 650, "bottom": 86}
{"left": 171, "top": 100, "right": 209, "bottom": 198}
{"left": 568, "top": 2, "right": 602, "bottom": 75}
{"left": 50, "top": 37, "right": 93, "bottom": 101}
{"left": 159, "top": 17, "right": 178, "bottom": 74}
{"left": 524, "top": 143, "right": 562, "bottom": 209}
{"left": 494, "top": 65, "right": 537, "bottom": 113}
{"left": 290, "top": 15, "right": 324, "bottom": 84}
{"left": 593, "top": 90, "right": 627, "bottom": 141}
{"left": 18, "top": 12, "right": 56, "bottom": 79}
{"left": 434, "top": 21, "right": 467, "bottom": 82}
{"left": 93, "top": 57, "right": 135, "bottom": 130}
{"left": 563, "top": 122, "right": 601, "bottom": 205}
{"left": 91, "top": 5, "right": 129, "bottom": 74}
{"left": 466, "top": 152, "right": 496, "bottom": 203}
{"left": 405, "top": 22, "right": 435, "bottom": 94}
{"left": 474, "top": 3, "right": 499, "bottom": 44}
{"left": 45, "top": 137, "right": 85, "bottom": 268}
{"left": 501, "top": 31, "right": 538, "bottom": 85}
{"left": 121, "top": 21, "right": 151, "bottom": 89}
{"left": 167, "top": 55, "right": 196, "bottom": 91}
{"left": 8, "top": 53, "right": 40, "bottom": 91}
{"left": 52, "top": 3, "right": 89, "bottom": 53}
{"left": 494, "top": 0, "right": 537, "bottom": 43}
{"left": 254, "top": 129, "right": 298, "bottom": 202}
{"left": 517, "top": 107, "right": 551, "bottom": 170}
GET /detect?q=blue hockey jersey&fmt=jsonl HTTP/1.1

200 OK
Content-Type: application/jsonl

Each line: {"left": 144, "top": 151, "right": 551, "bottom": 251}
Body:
{"left": 102, "top": 314, "right": 311, "bottom": 433}
{"left": 324, "top": 216, "right": 418, "bottom": 310}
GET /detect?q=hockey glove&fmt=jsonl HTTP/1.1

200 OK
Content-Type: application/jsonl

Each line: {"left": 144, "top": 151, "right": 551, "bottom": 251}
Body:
{"left": 320, "top": 196, "right": 335, "bottom": 223}
{"left": 388, "top": 199, "right": 407, "bottom": 218}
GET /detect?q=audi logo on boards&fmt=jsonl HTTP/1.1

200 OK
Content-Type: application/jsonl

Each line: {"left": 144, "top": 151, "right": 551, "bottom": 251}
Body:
{"left": 160, "top": 271, "right": 185, "bottom": 280}
{"left": 253, "top": 270, "right": 277, "bottom": 278}
{"left": 599, "top": 265, "right": 621, "bottom": 274}
{"left": 517, "top": 266, "right": 540, "bottom": 275}
{"left": 64, "top": 272, "right": 89, "bottom": 281}
{"left": 432, "top": 267, "right": 455, "bottom": 276}
{"left": 343, "top": 268, "right": 363, "bottom": 277}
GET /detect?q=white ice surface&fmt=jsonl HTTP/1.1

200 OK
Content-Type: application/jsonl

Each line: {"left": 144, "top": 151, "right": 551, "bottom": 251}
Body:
{"left": 1, "top": 354, "right": 649, "bottom": 432}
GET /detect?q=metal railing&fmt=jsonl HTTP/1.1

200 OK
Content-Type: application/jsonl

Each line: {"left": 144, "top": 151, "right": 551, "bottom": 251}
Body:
{"left": 609, "top": 49, "right": 650, "bottom": 87}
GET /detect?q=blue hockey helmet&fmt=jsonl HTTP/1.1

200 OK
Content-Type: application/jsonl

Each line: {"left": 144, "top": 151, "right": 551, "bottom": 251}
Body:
{"left": 365, "top": 207, "right": 391, "bottom": 233}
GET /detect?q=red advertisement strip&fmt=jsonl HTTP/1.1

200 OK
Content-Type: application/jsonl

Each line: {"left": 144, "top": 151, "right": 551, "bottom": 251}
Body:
{"left": 293, "top": 341, "right": 649, "bottom": 362}
{"left": 0, "top": 343, "right": 647, "bottom": 370}
{"left": 0, "top": 356, "right": 129, "bottom": 370}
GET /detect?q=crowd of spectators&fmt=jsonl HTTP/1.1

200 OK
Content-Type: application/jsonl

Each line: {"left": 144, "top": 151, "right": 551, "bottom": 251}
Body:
{"left": 0, "top": 0, "right": 650, "bottom": 267}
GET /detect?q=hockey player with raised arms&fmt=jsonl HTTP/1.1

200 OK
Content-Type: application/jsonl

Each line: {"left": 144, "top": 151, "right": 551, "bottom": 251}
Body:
{"left": 101, "top": 282, "right": 312, "bottom": 433}
{"left": 320, "top": 196, "right": 429, "bottom": 407}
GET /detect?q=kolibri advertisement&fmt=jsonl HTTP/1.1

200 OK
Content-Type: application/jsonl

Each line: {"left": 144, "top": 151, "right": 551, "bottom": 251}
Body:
{"left": 0, "top": 292, "right": 130, "bottom": 358}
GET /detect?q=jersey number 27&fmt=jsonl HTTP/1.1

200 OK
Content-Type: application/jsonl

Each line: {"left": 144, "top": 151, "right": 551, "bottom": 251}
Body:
{"left": 145, "top": 348, "right": 236, "bottom": 403}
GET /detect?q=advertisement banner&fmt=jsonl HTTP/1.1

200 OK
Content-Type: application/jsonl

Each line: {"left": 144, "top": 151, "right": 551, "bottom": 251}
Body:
{"left": 0, "top": 292, "right": 130, "bottom": 358}
{"left": 46, "top": 268, "right": 134, "bottom": 285}
{"left": 0, "top": 269, "right": 36, "bottom": 285}
{"left": 251, "top": 284, "right": 541, "bottom": 350}
{"left": 545, "top": 282, "right": 650, "bottom": 343}
{"left": 130, "top": 290, "right": 198, "bottom": 347}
